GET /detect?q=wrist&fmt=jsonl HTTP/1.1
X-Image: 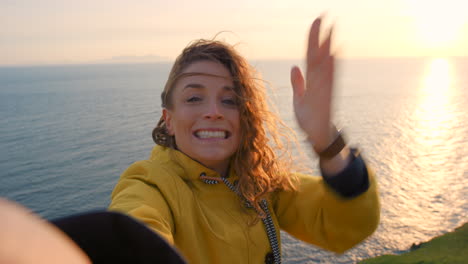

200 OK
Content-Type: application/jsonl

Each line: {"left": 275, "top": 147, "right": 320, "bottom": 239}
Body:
{"left": 313, "top": 128, "right": 346, "bottom": 159}
{"left": 307, "top": 124, "right": 337, "bottom": 153}
{"left": 319, "top": 146, "right": 352, "bottom": 176}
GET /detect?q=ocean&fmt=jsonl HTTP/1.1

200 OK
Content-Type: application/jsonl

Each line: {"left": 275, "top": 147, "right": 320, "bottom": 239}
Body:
{"left": 1, "top": 58, "right": 467, "bottom": 263}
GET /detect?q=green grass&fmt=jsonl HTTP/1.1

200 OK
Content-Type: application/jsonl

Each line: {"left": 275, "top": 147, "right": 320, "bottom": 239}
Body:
{"left": 359, "top": 222, "right": 468, "bottom": 264}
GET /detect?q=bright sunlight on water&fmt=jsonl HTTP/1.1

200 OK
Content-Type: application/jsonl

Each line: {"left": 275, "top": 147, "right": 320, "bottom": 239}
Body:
{"left": 398, "top": 58, "right": 465, "bottom": 230}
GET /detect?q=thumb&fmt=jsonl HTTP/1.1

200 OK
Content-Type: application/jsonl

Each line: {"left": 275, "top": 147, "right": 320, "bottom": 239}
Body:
{"left": 290, "top": 66, "right": 305, "bottom": 98}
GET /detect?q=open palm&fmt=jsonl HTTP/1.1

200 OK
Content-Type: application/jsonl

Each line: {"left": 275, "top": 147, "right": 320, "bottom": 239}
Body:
{"left": 291, "top": 17, "right": 335, "bottom": 152}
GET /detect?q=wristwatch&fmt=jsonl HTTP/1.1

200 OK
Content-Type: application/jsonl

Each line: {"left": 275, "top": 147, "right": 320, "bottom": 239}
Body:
{"left": 317, "top": 130, "right": 346, "bottom": 159}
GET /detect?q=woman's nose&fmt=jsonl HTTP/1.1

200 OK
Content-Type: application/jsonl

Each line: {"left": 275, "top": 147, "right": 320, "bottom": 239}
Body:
{"left": 203, "top": 101, "right": 223, "bottom": 120}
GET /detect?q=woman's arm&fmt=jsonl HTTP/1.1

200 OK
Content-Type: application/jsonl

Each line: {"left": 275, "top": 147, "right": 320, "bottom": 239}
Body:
{"left": 278, "top": 16, "right": 380, "bottom": 253}
{"left": 0, "top": 198, "right": 91, "bottom": 264}
{"left": 274, "top": 158, "right": 380, "bottom": 253}
{"left": 109, "top": 161, "right": 175, "bottom": 244}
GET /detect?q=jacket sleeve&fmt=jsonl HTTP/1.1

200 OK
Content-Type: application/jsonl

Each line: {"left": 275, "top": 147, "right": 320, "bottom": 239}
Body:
{"left": 108, "top": 161, "right": 175, "bottom": 244}
{"left": 273, "top": 154, "right": 380, "bottom": 253}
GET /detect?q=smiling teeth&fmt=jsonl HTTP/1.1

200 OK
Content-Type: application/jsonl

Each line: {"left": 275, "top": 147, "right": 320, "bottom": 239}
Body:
{"left": 196, "top": 131, "right": 226, "bottom": 139}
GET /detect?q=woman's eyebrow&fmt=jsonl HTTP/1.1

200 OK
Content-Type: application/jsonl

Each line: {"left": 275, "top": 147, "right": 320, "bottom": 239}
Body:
{"left": 183, "top": 83, "right": 205, "bottom": 90}
{"left": 183, "top": 83, "right": 234, "bottom": 91}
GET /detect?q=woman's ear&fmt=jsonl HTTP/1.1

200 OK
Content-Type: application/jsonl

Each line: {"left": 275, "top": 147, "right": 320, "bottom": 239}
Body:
{"left": 162, "top": 109, "right": 174, "bottom": 135}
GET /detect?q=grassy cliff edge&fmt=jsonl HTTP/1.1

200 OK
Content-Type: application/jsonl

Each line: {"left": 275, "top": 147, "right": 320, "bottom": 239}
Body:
{"left": 359, "top": 222, "right": 468, "bottom": 264}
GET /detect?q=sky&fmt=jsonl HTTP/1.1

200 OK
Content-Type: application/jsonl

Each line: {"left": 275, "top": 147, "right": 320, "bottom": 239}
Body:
{"left": 1, "top": 0, "right": 468, "bottom": 65}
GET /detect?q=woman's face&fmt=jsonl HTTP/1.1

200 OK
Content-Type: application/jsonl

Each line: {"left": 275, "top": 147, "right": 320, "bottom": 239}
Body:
{"left": 163, "top": 60, "right": 241, "bottom": 176}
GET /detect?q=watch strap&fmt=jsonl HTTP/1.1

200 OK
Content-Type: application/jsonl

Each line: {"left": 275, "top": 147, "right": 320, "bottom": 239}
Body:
{"left": 317, "top": 131, "right": 346, "bottom": 159}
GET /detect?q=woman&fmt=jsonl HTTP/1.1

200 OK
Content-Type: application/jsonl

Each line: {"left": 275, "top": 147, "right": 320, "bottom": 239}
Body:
{"left": 110, "top": 17, "right": 380, "bottom": 264}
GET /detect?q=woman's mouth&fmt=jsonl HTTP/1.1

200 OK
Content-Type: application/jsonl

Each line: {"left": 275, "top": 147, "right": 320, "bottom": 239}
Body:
{"left": 194, "top": 130, "right": 230, "bottom": 139}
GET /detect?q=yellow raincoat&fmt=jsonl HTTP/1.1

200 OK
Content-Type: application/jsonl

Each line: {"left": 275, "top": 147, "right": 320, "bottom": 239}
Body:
{"left": 109, "top": 145, "right": 379, "bottom": 264}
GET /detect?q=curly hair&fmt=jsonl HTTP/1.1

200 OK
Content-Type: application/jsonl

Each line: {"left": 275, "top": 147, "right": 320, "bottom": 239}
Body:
{"left": 152, "top": 39, "right": 298, "bottom": 217}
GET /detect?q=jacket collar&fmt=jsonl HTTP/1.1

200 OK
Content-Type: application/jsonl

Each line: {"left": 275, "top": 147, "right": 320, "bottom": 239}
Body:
{"left": 149, "top": 145, "right": 237, "bottom": 182}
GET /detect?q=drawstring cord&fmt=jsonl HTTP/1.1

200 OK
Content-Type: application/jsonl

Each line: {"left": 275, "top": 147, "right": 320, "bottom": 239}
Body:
{"left": 200, "top": 175, "right": 281, "bottom": 264}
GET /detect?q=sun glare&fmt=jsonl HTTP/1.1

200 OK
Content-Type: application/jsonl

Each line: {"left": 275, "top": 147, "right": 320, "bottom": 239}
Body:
{"left": 406, "top": 0, "right": 467, "bottom": 49}
{"left": 416, "top": 58, "right": 455, "bottom": 139}
{"left": 422, "top": 58, "right": 451, "bottom": 95}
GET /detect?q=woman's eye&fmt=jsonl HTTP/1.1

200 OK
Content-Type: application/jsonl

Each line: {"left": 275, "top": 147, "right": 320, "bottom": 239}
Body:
{"left": 187, "top": 96, "right": 202, "bottom": 103}
{"left": 222, "top": 98, "right": 237, "bottom": 106}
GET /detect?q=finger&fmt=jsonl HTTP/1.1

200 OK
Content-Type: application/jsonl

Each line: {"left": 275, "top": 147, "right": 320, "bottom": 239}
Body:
{"left": 322, "top": 26, "right": 333, "bottom": 57}
{"left": 326, "top": 55, "right": 335, "bottom": 86}
{"left": 307, "top": 18, "right": 322, "bottom": 68}
{"left": 309, "top": 25, "right": 333, "bottom": 72}
{"left": 320, "top": 55, "right": 335, "bottom": 96}
{"left": 290, "top": 66, "right": 305, "bottom": 98}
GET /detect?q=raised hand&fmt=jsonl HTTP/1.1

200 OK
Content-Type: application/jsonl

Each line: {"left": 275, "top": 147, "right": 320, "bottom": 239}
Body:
{"left": 291, "top": 17, "right": 336, "bottom": 153}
